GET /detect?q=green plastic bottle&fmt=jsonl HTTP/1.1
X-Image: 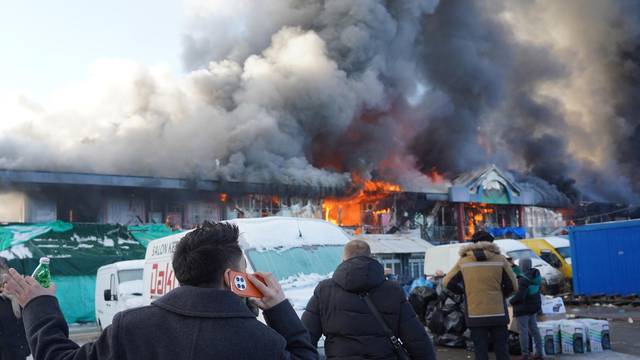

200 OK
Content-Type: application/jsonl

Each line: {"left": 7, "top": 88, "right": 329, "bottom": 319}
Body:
{"left": 32, "top": 257, "right": 51, "bottom": 288}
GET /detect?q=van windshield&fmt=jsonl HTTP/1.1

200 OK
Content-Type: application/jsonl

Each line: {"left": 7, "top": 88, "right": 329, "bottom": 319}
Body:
{"left": 507, "top": 249, "right": 542, "bottom": 262}
{"left": 555, "top": 246, "right": 571, "bottom": 259}
{"left": 118, "top": 269, "right": 143, "bottom": 283}
{"left": 245, "top": 245, "right": 343, "bottom": 282}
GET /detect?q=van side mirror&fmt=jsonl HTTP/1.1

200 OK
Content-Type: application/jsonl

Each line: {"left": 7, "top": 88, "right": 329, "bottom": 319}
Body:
{"left": 103, "top": 289, "right": 111, "bottom": 301}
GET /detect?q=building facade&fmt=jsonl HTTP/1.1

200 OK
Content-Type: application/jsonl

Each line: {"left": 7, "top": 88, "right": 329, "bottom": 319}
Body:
{"left": 0, "top": 166, "right": 570, "bottom": 242}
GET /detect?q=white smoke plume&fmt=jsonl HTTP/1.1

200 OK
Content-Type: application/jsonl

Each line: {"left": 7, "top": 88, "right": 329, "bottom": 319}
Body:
{"left": 0, "top": 0, "right": 638, "bottom": 202}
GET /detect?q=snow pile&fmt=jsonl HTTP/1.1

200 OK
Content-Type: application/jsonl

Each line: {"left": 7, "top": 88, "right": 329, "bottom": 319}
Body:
{"left": 0, "top": 244, "right": 33, "bottom": 260}
{"left": 281, "top": 272, "right": 332, "bottom": 311}
{"left": 281, "top": 272, "right": 331, "bottom": 289}
{"left": 69, "top": 235, "right": 127, "bottom": 248}
{"left": 229, "top": 217, "right": 349, "bottom": 251}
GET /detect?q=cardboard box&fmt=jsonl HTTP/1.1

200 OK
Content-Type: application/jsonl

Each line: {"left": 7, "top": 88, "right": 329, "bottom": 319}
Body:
{"left": 560, "top": 320, "right": 588, "bottom": 354}
{"left": 578, "top": 319, "right": 612, "bottom": 352}
{"left": 538, "top": 321, "right": 561, "bottom": 355}
{"left": 541, "top": 296, "right": 566, "bottom": 315}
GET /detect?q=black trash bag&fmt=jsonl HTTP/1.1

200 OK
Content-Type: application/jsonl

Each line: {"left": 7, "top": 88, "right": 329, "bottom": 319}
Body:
{"left": 426, "top": 285, "right": 468, "bottom": 336}
{"left": 426, "top": 306, "right": 447, "bottom": 335}
{"left": 435, "top": 333, "right": 467, "bottom": 348}
{"left": 441, "top": 299, "right": 461, "bottom": 314}
{"left": 424, "top": 286, "right": 439, "bottom": 303}
{"left": 508, "top": 331, "right": 522, "bottom": 355}
{"left": 424, "top": 302, "right": 442, "bottom": 325}
{"left": 440, "top": 286, "right": 464, "bottom": 305}
{"left": 409, "top": 286, "right": 438, "bottom": 325}
{"left": 444, "top": 310, "right": 466, "bottom": 335}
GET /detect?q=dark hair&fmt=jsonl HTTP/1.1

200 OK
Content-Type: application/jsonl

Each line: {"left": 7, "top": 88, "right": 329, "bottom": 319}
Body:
{"left": 172, "top": 222, "right": 243, "bottom": 287}
{"left": 471, "top": 230, "right": 494, "bottom": 243}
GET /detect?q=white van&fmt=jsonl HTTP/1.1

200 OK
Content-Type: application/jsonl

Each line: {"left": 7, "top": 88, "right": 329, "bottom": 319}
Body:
{"left": 424, "top": 240, "right": 564, "bottom": 293}
{"left": 95, "top": 260, "right": 145, "bottom": 331}
{"left": 142, "top": 217, "right": 350, "bottom": 317}
{"left": 493, "top": 239, "right": 564, "bottom": 292}
{"left": 542, "top": 236, "right": 572, "bottom": 265}
{"left": 423, "top": 242, "right": 465, "bottom": 276}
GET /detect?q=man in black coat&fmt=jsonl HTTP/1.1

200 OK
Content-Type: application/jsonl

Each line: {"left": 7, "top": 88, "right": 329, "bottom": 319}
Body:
{"left": 3, "top": 222, "right": 318, "bottom": 360}
{"left": 0, "top": 257, "right": 30, "bottom": 360}
{"left": 302, "top": 240, "right": 436, "bottom": 360}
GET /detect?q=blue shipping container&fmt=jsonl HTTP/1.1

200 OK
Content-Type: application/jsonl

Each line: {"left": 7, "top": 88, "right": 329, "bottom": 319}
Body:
{"left": 569, "top": 219, "right": 640, "bottom": 296}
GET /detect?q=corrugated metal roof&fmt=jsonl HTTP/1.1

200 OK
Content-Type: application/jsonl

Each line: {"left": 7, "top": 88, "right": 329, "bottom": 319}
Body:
{"left": 0, "top": 169, "right": 343, "bottom": 196}
{"left": 352, "top": 233, "right": 433, "bottom": 254}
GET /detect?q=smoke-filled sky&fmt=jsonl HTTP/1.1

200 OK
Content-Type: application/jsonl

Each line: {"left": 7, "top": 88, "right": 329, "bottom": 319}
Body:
{"left": 0, "top": 0, "right": 638, "bottom": 203}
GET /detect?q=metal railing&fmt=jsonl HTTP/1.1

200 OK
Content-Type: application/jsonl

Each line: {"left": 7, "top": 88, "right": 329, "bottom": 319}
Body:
{"left": 424, "top": 225, "right": 459, "bottom": 244}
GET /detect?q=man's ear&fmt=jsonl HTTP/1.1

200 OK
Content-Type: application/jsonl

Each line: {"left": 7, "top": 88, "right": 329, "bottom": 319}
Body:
{"left": 222, "top": 269, "right": 232, "bottom": 289}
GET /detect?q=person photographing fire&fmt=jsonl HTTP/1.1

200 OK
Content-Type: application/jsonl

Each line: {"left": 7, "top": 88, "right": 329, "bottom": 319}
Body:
{"left": 2, "top": 222, "right": 318, "bottom": 360}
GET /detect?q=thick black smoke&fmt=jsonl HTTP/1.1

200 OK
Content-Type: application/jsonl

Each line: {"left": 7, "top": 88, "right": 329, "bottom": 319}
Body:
{"left": 182, "top": 0, "right": 640, "bottom": 202}
{"left": 1, "top": 0, "right": 639, "bottom": 204}
{"left": 410, "top": 0, "right": 639, "bottom": 203}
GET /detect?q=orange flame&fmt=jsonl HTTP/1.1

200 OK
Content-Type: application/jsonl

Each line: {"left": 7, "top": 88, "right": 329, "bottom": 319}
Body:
{"left": 323, "top": 179, "right": 400, "bottom": 227}
{"left": 426, "top": 167, "right": 445, "bottom": 183}
{"left": 465, "top": 203, "right": 495, "bottom": 239}
{"left": 219, "top": 193, "right": 228, "bottom": 203}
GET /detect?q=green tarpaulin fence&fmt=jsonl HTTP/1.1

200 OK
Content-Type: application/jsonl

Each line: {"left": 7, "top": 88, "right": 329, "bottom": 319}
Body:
{"left": 128, "top": 224, "right": 177, "bottom": 247}
{"left": 0, "top": 222, "right": 179, "bottom": 323}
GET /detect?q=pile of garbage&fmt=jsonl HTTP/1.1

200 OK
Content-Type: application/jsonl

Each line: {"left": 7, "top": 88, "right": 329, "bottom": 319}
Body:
{"left": 410, "top": 289, "right": 613, "bottom": 355}
{"left": 409, "top": 285, "right": 468, "bottom": 348}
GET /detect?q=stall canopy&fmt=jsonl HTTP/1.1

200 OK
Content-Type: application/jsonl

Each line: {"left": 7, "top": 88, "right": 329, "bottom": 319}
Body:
{"left": 353, "top": 233, "right": 434, "bottom": 254}
{"left": 0, "top": 221, "right": 178, "bottom": 323}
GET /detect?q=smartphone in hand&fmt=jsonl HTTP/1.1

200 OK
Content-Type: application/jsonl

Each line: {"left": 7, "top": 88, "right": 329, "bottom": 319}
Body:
{"left": 225, "top": 270, "right": 264, "bottom": 298}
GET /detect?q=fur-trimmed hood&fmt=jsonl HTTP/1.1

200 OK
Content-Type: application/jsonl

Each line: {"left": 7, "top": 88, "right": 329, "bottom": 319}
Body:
{"left": 459, "top": 241, "right": 501, "bottom": 257}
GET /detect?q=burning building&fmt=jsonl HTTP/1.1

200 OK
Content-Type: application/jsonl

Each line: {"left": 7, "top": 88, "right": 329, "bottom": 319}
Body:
{"left": 316, "top": 165, "right": 569, "bottom": 242}
{"left": 2, "top": 0, "right": 639, "bottom": 246}
{"left": 1, "top": 0, "right": 639, "bottom": 236}
{"left": 0, "top": 164, "right": 569, "bottom": 243}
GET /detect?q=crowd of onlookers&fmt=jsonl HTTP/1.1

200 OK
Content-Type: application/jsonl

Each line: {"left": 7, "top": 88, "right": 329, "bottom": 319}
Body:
{"left": 1, "top": 225, "right": 543, "bottom": 360}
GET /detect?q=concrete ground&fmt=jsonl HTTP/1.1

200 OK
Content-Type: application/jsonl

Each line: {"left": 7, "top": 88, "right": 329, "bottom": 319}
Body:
{"left": 435, "top": 305, "right": 640, "bottom": 360}
{"left": 29, "top": 305, "right": 640, "bottom": 360}
{"left": 434, "top": 321, "right": 639, "bottom": 360}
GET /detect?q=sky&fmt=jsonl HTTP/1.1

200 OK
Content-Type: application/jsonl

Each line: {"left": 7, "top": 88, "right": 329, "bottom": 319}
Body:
{"left": 0, "top": 0, "right": 184, "bottom": 99}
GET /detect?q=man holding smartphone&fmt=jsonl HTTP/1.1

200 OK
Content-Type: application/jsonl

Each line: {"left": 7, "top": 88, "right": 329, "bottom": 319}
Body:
{"left": 2, "top": 222, "right": 318, "bottom": 360}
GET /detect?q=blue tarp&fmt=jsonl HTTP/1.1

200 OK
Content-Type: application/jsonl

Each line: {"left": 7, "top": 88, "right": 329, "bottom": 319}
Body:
{"left": 488, "top": 227, "right": 526, "bottom": 239}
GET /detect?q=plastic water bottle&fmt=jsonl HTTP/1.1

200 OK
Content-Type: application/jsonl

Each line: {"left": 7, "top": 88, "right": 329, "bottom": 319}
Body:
{"left": 32, "top": 257, "right": 51, "bottom": 288}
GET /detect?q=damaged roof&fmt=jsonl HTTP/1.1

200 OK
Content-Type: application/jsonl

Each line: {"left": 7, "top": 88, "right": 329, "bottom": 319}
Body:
{"left": 451, "top": 164, "right": 570, "bottom": 207}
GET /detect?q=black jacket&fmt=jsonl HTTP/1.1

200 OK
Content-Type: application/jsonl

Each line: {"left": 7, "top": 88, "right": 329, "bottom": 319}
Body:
{"left": 509, "top": 268, "right": 543, "bottom": 317}
{"left": 302, "top": 256, "right": 435, "bottom": 360}
{"left": 22, "top": 286, "right": 318, "bottom": 360}
{"left": 0, "top": 296, "right": 30, "bottom": 358}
